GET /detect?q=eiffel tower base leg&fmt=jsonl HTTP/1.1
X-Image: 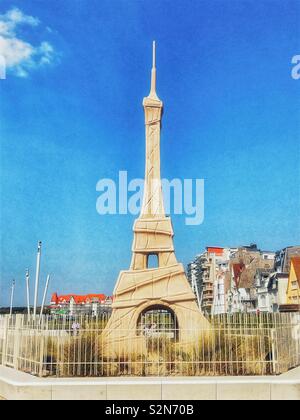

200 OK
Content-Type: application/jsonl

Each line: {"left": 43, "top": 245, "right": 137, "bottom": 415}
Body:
{"left": 102, "top": 264, "right": 210, "bottom": 356}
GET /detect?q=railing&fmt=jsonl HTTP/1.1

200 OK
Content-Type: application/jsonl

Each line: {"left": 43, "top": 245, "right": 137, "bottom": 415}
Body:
{"left": 0, "top": 313, "right": 299, "bottom": 378}
{"left": 203, "top": 286, "right": 213, "bottom": 292}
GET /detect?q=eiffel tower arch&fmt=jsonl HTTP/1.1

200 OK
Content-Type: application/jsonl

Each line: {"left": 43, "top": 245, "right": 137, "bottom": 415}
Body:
{"left": 103, "top": 43, "right": 209, "bottom": 351}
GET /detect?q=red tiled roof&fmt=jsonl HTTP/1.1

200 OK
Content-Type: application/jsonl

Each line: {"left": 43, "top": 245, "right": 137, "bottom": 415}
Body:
{"left": 51, "top": 293, "right": 107, "bottom": 305}
{"left": 207, "top": 247, "right": 224, "bottom": 256}
{"left": 51, "top": 293, "right": 58, "bottom": 304}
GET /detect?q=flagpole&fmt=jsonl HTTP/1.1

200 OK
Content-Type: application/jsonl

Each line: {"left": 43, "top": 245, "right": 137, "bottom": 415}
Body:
{"left": 10, "top": 279, "right": 15, "bottom": 317}
{"left": 26, "top": 269, "right": 30, "bottom": 317}
{"left": 40, "top": 274, "right": 50, "bottom": 319}
{"left": 33, "top": 241, "right": 42, "bottom": 317}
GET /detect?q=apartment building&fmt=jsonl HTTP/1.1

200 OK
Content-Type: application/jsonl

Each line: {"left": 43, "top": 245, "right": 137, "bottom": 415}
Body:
{"left": 188, "top": 244, "right": 300, "bottom": 314}
{"left": 286, "top": 257, "right": 300, "bottom": 306}
{"left": 187, "top": 247, "right": 236, "bottom": 315}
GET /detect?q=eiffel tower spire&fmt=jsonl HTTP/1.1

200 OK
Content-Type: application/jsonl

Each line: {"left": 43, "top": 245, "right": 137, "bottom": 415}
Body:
{"left": 149, "top": 41, "right": 159, "bottom": 100}
{"left": 141, "top": 41, "right": 164, "bottom": 218}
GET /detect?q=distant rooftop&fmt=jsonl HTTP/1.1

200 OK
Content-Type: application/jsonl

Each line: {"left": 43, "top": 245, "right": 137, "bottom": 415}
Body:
{"left": 51, "top": 293, "right": 111, "bottom": 306}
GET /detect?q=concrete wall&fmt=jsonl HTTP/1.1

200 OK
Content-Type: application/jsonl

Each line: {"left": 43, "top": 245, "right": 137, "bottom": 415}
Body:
{"left": 0, "top": 366, "right": 299, "bottom": 400}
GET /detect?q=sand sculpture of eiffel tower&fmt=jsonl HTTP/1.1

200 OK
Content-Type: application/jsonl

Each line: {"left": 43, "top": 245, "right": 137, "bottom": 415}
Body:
{"left": 103, "top": 43, "right": 208, "bottom": 349}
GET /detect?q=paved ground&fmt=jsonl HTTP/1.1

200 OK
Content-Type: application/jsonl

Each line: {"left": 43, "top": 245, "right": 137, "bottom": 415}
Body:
{"left": 281, "top": 367, "right": 300, "bottom": 379}
{"left": 0, "top": 365, "right": 299, "bottom": 400}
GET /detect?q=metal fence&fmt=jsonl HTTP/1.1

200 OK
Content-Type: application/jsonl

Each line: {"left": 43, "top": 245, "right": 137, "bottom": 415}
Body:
{"left": 0, "top": 312, "right": 299, "bottom": 377}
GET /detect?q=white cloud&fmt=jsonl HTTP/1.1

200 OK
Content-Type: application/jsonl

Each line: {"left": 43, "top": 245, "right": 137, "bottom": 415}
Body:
{"left": 5, "top": 7, "right": 40, "bottom": 30}
{"left": 0, "top": 7, "right": 57, "bottom": 77}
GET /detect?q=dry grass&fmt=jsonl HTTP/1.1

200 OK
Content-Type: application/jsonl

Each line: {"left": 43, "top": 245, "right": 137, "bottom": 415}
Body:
{"left": 176, "top": 330, "right": 272, "bottom": 376}
{"left": 6, "top": 314, "right": 296, "bottom": 378}
{"left": 45, "top": 332, "right": 106, "bottom": 377}
{"left": 41, "top": 329, "right": 275, "bottom": 377}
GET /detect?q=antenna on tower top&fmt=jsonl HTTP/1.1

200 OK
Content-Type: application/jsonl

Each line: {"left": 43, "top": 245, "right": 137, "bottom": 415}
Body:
{"left": 149, "top": 40, "right": 159, "bottom": 100}
{"left": 152, "top": 41, "right": 156, "bottom": 69}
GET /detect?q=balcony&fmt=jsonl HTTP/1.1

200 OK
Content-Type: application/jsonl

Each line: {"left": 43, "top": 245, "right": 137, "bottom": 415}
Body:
{"left": 202, "top": 301, "right": 213, "bottom": 309}
{"left": 202, "top": 297, "right": 213, "bottom": 305}
{"left": 203, "top": 285, "right": 213, "bottom": 292}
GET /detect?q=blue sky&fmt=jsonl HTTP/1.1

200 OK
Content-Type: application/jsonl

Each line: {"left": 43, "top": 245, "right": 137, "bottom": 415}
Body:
{"left": 0, "top": 0, "right": 299, "bottom": 306}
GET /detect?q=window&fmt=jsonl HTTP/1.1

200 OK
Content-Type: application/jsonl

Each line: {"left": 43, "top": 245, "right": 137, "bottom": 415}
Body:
{"left": 147, "top": 254, "right": 159, "bottom": 269}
